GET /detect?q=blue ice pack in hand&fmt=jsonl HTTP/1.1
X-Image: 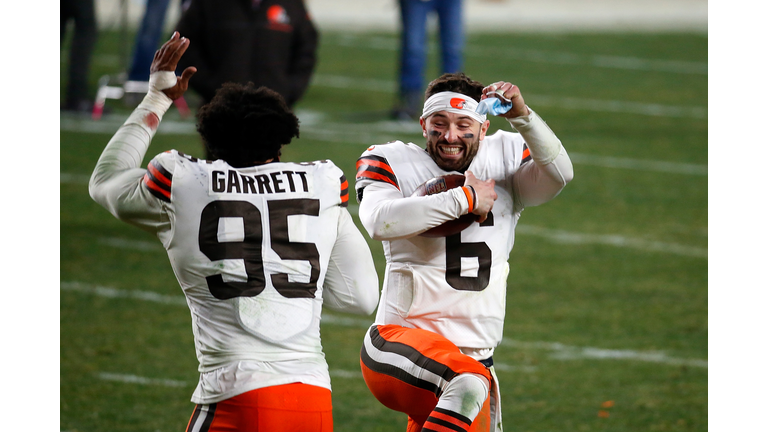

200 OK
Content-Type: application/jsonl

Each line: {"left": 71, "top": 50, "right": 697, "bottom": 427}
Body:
{"left": 476, "top": 97, "right": 513, "bottom": 116}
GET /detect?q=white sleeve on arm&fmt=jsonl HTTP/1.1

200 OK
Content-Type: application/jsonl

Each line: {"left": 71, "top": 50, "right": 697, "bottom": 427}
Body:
{"left": 323, "top": 208, "right": 380, "bottom": 315}
{"left": 358, "top": 181, "right": 472, "bottom": 240}
{"left": 89, "top": 78, "right": 174, "bottom": 227}
{"left": 508, "top": 108, "right": 574, "bottom": 210}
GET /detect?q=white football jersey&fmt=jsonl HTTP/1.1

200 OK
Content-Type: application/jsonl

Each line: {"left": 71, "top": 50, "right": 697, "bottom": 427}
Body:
{"left": 355, "top": 130, "right": 532, "bottom": 352}
{"left": 91, "top": 101, "right": 379, "bottom": 405}
{"left": 94, "top": 149, "right": 366, "bottom": 403}
{"left": 146, "top": 152, "right": 354, "bottom": 401}
{"left": 147, "top": 152, "right": 347, "bottom": 356}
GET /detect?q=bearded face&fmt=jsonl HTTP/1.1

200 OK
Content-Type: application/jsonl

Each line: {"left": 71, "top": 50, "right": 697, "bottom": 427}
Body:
{"left": 421, "top": 112, "right": 490, "bottom": 172}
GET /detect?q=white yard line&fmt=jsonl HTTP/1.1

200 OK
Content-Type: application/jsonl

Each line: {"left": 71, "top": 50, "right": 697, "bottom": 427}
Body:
{"left": 330, "top": 370, "right": 363, "bottom": 379}
{"left": 98, "top": 237, "right": 161, "bottom": 252}
{"left": 353, "top": 205, "right": 706, "bottom": 258}
{"left": 97, "top": 366, "right": 532, "bottom": 389}
{"left": 501, "top": 340, "right": 707, "bottom": 368}
{"left": 60, "top": 151, "right": 706, "bottom": 184}
{"left": 61, "top": 281, "right": 187, "bottom": 306}
{"left": 65, "top": 211, "right": 707, "bottom": 260}
{"left": 64, "top": 281, "right": 706, "bottom": 368}
{"left": 60, "top": 172, "right": 91, "bottom": 185}
{"left": 529, "top": 93, "right": 706, "bottom": 118}
{"left": 98, "top": 372, "right": 189, "bottom": 388}
{"left": 310, "top": 74, "right": 706, "bottom": 119}
{"left": 96, "top": 365, "right": 536, "bottom": 389}
{"left": 515, "top": 225, "right": 707, "bottom": 258}
{"left": 567, "top": 153, "right": 707, "bottom": 175}
{"left": 332, "top": 35, "right": 707, "bottom": 75}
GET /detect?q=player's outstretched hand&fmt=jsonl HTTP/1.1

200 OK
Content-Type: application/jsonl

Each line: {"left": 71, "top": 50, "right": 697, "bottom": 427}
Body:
{"left": 464, "top": 170, "right": 497, "bottom": 223}
{"left": 150, "top": 32, "right": 197, "bottom": 100}
{"left": 481, "top": 81, "right": 530, "bottom": 119}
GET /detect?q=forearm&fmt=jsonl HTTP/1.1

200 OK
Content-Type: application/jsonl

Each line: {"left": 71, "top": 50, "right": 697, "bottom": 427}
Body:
{"left": 509, "top": 108, "right": 574, "bottom": 208}
{"left": 323, "top": 209, "right": 379, "bottom": 315}
{"left": 359, "top": 182, "right": 471, "bottom": 240}
{"left": 89, "top": 77, "right": 173, "bottom": 216}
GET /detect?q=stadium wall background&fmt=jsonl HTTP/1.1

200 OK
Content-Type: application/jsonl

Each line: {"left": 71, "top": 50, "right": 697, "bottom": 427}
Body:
{"left": 93, "top": 0, "right": 707, "bottom": 33}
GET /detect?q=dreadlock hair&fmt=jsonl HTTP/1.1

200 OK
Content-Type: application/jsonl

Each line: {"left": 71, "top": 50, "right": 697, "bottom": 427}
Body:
{"left": 196, "top": 83, "right": 300, "bottom": 168}
{"left": 424, "top": 72, "right": 485, "bottom": 102}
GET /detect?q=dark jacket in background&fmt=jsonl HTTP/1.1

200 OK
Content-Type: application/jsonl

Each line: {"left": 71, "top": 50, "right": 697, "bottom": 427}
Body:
{"left": 176, "top": 0, "right": 318, "bottom": 106}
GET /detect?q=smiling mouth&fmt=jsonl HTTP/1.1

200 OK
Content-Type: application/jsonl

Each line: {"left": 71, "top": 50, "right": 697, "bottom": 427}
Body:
{"left": 438, "top": 145, "right": 464, "bottom": 158}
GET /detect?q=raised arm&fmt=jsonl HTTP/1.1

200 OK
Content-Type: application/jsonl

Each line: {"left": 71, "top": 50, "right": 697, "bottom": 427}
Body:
{"left": 482, "top": 81, "right": 574, "bottom": 210}
{"left": 89, "top": 33, "right": 196, "bottom": 225}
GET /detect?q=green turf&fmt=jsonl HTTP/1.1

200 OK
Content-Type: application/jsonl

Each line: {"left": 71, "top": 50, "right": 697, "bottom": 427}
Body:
{"left": 61, "top": 28, "right": 707, "bottom": 431}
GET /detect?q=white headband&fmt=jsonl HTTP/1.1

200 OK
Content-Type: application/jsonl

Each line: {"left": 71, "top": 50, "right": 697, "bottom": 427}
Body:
{"left": 420, "top": 91, "right": 487, "bottom": 123}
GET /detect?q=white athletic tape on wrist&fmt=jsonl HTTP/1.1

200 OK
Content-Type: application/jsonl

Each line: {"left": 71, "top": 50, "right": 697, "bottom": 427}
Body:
{"left": 138, "top": 71, "right": 176, "bottom": 119}
{"left": 421, "top": 91, "right": 487, "bottom": 124}
{"left": 149, "top": 71, "right": 178, "bottom": 90}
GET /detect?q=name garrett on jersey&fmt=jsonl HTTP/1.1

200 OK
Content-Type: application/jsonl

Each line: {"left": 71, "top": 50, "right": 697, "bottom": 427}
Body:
{"left": 210, "top": 169, "right": 310, "bottom": 195}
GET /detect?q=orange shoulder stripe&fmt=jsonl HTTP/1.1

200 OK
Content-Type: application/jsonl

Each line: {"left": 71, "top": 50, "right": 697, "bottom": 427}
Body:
{"left": 356, "top": 158, "right": 395, "bottom": 176}
{"left": 143, "top": 174, "right": 171, "bottom": 199}
{"left": 357, "top": 171, "right": 400, "bottom": 190}
{"left": 148, "top": 161, "right": 172, "bottom": 186}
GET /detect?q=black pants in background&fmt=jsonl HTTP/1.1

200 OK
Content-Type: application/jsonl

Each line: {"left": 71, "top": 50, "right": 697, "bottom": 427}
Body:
{"left": 61, "top": 0, "right": 97, "bottom": 110}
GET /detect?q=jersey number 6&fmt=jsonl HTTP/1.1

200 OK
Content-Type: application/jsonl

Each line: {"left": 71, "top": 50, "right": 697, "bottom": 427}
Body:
{"left": 445, "top": 212, "right": 493, "bottom": 291}
{"left": 198, "top": 199, "right": 321, "bottom": 300}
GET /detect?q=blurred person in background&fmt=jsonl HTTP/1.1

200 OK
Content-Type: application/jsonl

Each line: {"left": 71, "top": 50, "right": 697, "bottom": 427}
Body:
{"left": 126, "top": 0, "right": 174, "bottom": 83}
{"left": 174, "top": 0, "right": 318, "bottom": 108}
{"left": 89, "top": 33, "right": 379, "bottom": 432}
{"left": 61, "top": 0, "right": 97, "bottom": 113}
{"left": 392, "top": 0, "right": 465, "bottom": 120}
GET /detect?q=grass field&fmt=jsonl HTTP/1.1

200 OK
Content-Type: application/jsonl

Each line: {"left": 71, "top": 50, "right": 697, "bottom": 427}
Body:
{"left": 61, "top": 28, "right": 707, "bottom": 432}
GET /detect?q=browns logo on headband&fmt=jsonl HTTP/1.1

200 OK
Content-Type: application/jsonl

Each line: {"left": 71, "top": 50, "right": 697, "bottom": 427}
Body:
{"left": 421, "top": 92, "right": 487, "bottom": 123}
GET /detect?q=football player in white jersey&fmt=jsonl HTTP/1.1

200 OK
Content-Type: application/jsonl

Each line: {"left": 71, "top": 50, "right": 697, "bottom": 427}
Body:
{"left": 355, "top": 73, "right": 574, "bottom": 432}
{"left": 89, "top": 33, "right": 379, "bottom": 432}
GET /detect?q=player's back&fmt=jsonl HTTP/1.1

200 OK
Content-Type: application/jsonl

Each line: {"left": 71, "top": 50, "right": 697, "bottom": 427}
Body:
{"left": 152, "top": 151, "right": 349, "bottom": 371}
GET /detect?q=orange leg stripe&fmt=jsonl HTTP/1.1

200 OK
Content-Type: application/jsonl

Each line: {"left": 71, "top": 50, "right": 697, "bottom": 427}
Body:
{"left": 422, "top": 422, "right": 465, "bottom": 432}
{"left": 186, "top": 405, "right": 200, "bottom": 432}
{"left": 340, "top": 179, "right": 349, "bottom": 190}
{"left": 372, "top": 325, "right": 491, "bottom": 381}
{"left": 360, "top": 359, "right": 438, "bottom": 426}
{"left": 431, "top": 411, "right": 471, "bottom": 428}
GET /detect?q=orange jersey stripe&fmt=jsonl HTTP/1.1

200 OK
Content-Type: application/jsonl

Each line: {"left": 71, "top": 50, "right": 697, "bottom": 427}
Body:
{"left": 143, "top": 174, "right": 171, "bottom": 199}
{"left": 340, "top": 175, "right": 349, "bottom": 207}
{"left": 522, "top": 147, "right": 531, "bottom": 160}
{"left": 148, "top": 162, "right": 172, "bottom": 187}
{"left": 357, "top": 171, "right": 400, "bottom": 190}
